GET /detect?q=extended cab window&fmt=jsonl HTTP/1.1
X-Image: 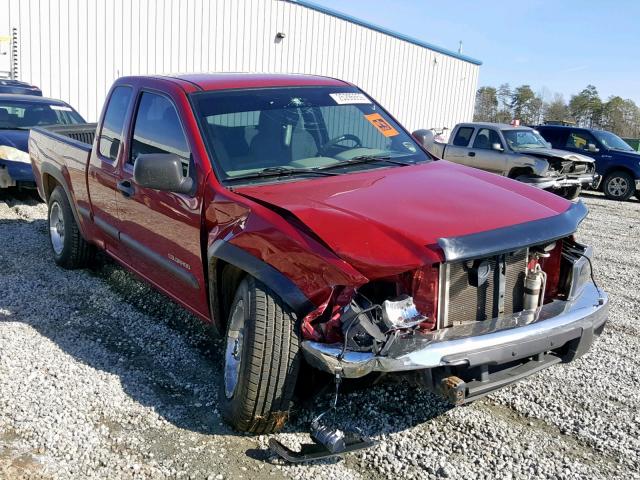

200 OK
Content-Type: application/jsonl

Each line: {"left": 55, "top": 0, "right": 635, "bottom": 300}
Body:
{"left": 452, "top": 127, "right": 474, "bottom": 147}
{"left": 129, "top": 92, "right": 191, "bottom": 176}
{"left": 473, "top": 128, "right": 502, "bottom": 150}
{"left": 98, "top": 86, "right": 132, "bottom": 161}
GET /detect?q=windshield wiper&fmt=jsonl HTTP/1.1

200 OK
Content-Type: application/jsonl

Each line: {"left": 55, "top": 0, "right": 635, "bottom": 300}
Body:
{"left": 227, "top": 166, "right": 339, "bottom": 182}
{"left": 0, "top": 126, "right": 29, "bottom": 130}
{"left": 315, "top": 155, "right": 413, "bottom": 171}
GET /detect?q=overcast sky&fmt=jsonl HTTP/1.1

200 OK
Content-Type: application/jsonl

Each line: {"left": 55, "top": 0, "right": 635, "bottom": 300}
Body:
{"left": 312, "top": 0, "right": 640, "bottom": 105}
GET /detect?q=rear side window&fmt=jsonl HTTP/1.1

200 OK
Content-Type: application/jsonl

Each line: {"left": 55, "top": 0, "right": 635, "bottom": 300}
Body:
{"left": 473, "top": 128, "right": 502, "bottom": 149}
{"left": 129, "top": 92, "right": 191, "bottom": 175}
{"left": 537, "top": 128, "right": 566, "bottom": 147}
{"left": 98, "top": 86, "right": 132, "bottom": 161}
{"left": 452, "top": 127, "right": 474, "bottom": 146}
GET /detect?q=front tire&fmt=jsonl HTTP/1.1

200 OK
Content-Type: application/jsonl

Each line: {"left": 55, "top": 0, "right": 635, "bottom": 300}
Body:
{"left": 560, "top": 185, "right": 582, "bottom": 200}
{"left": 48, "top": 186, "right": 94, "bottom": 269}
{"left": 603, "top": 170, "right": 635, "bottom": 201}
{"left": 221, "top": 276, "right": 300, "bottom": 434}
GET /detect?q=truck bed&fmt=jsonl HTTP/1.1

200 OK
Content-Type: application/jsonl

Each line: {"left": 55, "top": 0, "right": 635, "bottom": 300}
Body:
{"left": 29, "top": 124, "right": 97, "bottom": 220}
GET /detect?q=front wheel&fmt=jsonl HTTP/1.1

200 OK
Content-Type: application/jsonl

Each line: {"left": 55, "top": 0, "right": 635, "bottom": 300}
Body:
{"left": 603, "top": 171, "right": 635, "bottom": 201}
{"left": 559, "top": 185, "right": 582, "bottom": 200}
{"left": 221, "top": 276, "right": 300, "bottom": 434}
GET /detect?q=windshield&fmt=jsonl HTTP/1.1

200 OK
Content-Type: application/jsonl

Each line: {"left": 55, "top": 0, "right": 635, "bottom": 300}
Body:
{"left": 593, "top": 130, "right": 634, "bottom": 152}
{"left": 191, "top": 86, "right": 430, "bottom": 184}
{"left": 0, "top": 100, "right": 84, "bottom": 129}
{"left": 502, "top": 129, "right": 549, "bottom": 150}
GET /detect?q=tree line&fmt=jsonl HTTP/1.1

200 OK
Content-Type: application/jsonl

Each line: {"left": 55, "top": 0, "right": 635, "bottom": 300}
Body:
{"left": 474, "top": 84, "right": 640, "bottom": 138}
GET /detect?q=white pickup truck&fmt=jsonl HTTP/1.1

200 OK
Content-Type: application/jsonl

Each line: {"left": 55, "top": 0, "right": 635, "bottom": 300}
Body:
{"left": 414, "top": 122, "right": 599, "bottom": 199}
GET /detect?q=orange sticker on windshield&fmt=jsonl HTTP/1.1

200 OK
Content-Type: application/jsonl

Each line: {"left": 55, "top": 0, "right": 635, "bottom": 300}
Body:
{"left": 364, "top": 113, "right": 399, "bottom": 137}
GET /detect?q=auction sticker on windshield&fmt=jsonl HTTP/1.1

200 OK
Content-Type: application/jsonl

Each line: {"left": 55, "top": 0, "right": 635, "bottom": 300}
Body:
{"left": 365, "top": 113, "right": 399, "bottom": 137}
{"left": 50, "top": 105, "right": 73, "bottom": 111}
{"left": 329, "top": 92, "right": 371, "bottom": 104}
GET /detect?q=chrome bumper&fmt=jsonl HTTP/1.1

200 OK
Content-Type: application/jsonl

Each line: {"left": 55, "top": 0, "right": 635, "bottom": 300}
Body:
{"left": 301, "top": 282, "right": 608, "bottom": 378}
{"left": 519, "top": 172, "right": 599, "bottom": 191}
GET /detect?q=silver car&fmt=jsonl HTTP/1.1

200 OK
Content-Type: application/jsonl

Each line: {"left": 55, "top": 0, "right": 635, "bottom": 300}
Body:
{"left": 415, "top": 122, "right": 599, "bottom": 199}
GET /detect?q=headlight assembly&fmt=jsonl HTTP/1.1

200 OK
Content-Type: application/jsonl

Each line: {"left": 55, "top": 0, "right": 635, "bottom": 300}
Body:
{"left": 0, "top": 145, "right": 30, "bottom": 164}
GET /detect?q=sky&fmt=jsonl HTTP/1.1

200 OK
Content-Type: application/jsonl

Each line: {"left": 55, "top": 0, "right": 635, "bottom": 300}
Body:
{"left": 312, "top": 0, "right": 640, "bottom": 105}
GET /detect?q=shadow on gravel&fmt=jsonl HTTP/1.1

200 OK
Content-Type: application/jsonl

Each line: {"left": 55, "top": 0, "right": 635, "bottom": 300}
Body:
{"left": 0, "top": 187, "right": 42, "bottom": 205}
{"left": 0, "top": 211, "right": 452, "bottom": 451}
{"left": 580, "top": 190, "right": 639, "bottom": 203}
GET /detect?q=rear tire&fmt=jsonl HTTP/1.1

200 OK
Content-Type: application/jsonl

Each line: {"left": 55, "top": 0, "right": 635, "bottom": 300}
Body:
{"left": 603, "top": 170, "right": 634, "bottom": 201}
{"left": 221, "top": 276, "right": 300, "bottom": 433}
{"left": 48, "top": 186, "right": 94, "bottom": 269}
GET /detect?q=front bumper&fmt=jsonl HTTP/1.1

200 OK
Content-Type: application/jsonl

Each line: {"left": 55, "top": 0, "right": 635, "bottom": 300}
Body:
{"left": 301, "top": 282, "right": 608, "bottom": 378}
{"left": 518, "top": 173, "right": 599, "bottom": 190}
{"left": 0, "top": 160, "right": 35, "bottom": 188}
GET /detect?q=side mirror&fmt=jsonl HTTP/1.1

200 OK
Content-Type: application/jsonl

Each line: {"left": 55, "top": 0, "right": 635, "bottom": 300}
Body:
{"left": 133, "top": 153, "right": 193, "bottom": 194}
{"left": 587, "top": 143, "right": 600, "bottom": 153}
{"left": 412, "top": 129, "right": 435, "bottom": 148}
{"left": 491, "top": 143, "right": 504, "bottom": 152}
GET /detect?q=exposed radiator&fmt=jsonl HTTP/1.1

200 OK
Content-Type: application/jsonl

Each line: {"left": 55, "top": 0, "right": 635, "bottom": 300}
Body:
{"left": 439, "top": 249, "right": 528, "bottom": 327}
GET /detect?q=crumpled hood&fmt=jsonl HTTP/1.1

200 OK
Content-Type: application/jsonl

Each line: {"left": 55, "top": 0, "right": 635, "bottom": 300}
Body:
{"left": 236, "top": 161, "right": 571, "bottom": 277}
{"left": 521, "top": 147, "right": 594, "bottom": 163}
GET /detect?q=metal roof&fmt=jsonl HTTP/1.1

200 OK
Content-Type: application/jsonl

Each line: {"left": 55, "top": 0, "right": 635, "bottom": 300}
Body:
{"left": 288, "top": 0, "right": 483, "bottom": 66}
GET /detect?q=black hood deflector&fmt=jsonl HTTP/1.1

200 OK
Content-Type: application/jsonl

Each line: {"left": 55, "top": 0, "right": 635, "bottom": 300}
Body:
{"left": 438, "top": 201, "right": 588, "bottom": 262}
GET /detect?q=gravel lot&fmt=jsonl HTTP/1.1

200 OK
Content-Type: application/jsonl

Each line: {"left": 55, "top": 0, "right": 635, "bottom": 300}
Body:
{"left": 0, "top": 189, "right": 638, "bottom": 480}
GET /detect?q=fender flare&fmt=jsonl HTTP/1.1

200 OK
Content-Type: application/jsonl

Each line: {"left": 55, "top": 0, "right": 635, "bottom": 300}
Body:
{"left": 39, "top": 162, "right": 85, "bottom": 236}
{"left": 207, "top": 240, "right": 315, "bottom": 331}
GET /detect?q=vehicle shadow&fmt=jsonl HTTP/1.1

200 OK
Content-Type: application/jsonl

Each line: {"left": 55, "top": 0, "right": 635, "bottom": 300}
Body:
{"left": 0, "top": 187, "right": 43, "bottom": 204}
{"left": 580, "top": 190, "right": 639, "bottom": 202}
{"left": 0, "top": 214, "right": 452, "bottom": 451}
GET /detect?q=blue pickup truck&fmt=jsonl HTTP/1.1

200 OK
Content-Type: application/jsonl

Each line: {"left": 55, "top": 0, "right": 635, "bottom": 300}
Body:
{"left": 536, "top": 125, "right": 640, "bottom": 201}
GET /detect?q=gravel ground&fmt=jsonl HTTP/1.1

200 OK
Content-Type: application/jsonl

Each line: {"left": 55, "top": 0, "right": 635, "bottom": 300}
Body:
{"left": 0, "top": 189, "right": 638, "bottom": 480}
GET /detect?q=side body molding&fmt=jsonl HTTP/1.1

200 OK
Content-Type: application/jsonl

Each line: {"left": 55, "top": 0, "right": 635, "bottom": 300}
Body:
{"left": 208, "top": 240, "right": 315, "bottom": 317}
{"left": 438, "top": 201, "right": 588, "bottom": 262}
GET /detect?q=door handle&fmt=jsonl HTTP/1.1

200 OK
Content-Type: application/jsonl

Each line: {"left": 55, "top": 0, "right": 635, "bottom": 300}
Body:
{"left": 116, "top": 180, "right": 135, "bottom": 198}
{"left": 468, "top": 151, "right": 476, "bottom": 157}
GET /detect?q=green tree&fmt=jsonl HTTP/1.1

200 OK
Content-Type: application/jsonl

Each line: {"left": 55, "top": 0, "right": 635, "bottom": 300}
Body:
{"left": 544, "top": 94, "right": 571, "bottom": 124}
{"left": 569, "top": 85, "right": 602, "bottom": 128}
{"left": 496, "top": 83, "right": 512, "bottom": 123}
{"left": 510, "top": 85, "right": 544, "bottom": 124}
{"left": 474, "top": 86, "right": 498, "bottom": 122}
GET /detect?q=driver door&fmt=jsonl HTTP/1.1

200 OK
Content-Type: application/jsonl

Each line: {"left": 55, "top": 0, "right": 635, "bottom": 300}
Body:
{"left": 115, "top": 89, "right": 209, "bottom": 318}
{"left": 468, "top": 128, "right": 507, "bottom": 173}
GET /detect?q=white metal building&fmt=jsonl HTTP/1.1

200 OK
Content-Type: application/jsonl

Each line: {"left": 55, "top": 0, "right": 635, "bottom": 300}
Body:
{"left": 0, "top": 0, "right": 481, "bottom": 133}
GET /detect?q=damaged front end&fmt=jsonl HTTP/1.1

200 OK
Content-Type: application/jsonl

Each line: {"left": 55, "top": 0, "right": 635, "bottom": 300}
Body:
{"left": 517, "top": 151, "right": 600, "bottom": 197}
{"left": 300, "top": 203, "right": 608, "bottom": 405}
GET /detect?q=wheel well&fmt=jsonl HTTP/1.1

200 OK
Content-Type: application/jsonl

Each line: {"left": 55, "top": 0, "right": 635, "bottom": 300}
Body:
{"left": 42, "top": 173, "right": 60, "bottom": 200}
{"left": 508, "top": 167, "right": 534, "bottom": 179}
{"left": 209, "top": 259, "right": 246, "bottom": 335}
{"left": 603, "top": 166, "right": 636, "bottom": 180}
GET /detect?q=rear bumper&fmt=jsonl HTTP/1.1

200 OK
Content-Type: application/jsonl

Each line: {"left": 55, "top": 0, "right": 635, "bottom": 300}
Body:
{"left": 301, "top": 282, "right": 608, "bottom": 378}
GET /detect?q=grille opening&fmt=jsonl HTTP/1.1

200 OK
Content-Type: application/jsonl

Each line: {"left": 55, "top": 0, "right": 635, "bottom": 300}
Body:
{"left": 442, "top": 249, "right": 528, "bottom": 327}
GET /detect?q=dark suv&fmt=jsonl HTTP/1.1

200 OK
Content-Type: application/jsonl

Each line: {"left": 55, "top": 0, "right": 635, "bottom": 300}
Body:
{"left": 536, "top": 125, "right": 640, "bottom": 201}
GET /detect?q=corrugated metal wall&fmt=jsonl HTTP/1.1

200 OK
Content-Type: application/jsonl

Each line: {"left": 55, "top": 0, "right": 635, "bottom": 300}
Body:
{"left": 0, "top": 0, "right": 480, "bottom": 133}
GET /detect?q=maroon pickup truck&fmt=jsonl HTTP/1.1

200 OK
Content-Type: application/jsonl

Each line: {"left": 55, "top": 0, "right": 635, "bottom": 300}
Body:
{"left": 29, "top": 74, "right": 607, "bottom": 435}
